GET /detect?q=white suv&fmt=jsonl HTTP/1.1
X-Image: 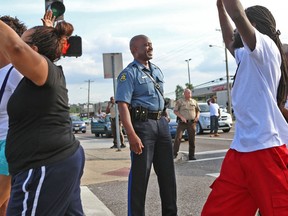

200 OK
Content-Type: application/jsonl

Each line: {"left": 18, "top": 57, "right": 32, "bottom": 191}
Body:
{"left": 196, "top": 102, "right": 233, "bottom": 134}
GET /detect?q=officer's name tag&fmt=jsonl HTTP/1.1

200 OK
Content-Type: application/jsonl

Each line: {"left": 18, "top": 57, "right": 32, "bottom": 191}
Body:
{"left": 142, "top": 75, "right": 148, "bottom": 79}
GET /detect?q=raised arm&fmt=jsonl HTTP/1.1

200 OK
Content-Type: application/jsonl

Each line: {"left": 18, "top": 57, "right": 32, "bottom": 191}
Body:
{"left": 106, "top": 102, "right": 111, "bottom": 114}
{"left": 216, "top": 0, "right": 235, "bottom": 56}
{"left": 221, "top": 0, "right": 256, "bottom": 51}
{"left": 0, "top": 21, "right": 48, "bottom": 86}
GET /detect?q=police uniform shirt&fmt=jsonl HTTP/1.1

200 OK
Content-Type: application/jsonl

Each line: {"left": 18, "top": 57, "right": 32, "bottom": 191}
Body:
{"left": 115, "top": 60, "right": 164, "bottom": 111}
{"left": 174, "top": 98, "right": 199, "bottom": 120}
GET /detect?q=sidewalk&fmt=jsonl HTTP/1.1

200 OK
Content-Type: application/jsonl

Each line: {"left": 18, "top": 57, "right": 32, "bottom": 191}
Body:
{"left": 81, "top": 147, "right": 131, "bottom": 215}
{"left": 81, "top": 186, "right": 115, "bottom": 216}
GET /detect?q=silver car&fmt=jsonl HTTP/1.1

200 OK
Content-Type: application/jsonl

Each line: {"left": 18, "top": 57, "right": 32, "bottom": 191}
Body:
{"left": 196, "top": 102, "right": 233, "bottom": 134}
{"left": 70, "top": 115, "right": 86, "bottom": 134}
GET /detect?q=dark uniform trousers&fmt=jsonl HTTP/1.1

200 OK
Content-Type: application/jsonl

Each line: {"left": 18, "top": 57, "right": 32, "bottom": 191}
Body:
{"left": 128, "top": 117, "right": 177, "bottom": 216}
{"left": 173, "top": 122, "right": 196, "bottom": 159}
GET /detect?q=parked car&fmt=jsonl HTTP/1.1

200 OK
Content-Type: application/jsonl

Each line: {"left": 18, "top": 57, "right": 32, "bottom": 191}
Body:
{"left": 91, "top": 114, "right": 112, "bottom": 137}
{"left": 82, "top": 117, "right": 91, "bottom": 125}
{"left": 70, "top": 115, "right": 86, "bottom": 133}
{"left": 196, "top": 102, "right": 233, "bottom": 134}
{"left": 166, "top": 109, "right": 188, "bottom": 141}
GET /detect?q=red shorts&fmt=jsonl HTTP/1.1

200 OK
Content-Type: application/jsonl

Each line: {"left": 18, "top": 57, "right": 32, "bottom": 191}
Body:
{"left": 201, "top": 145, "right": 288, "bottom": 216}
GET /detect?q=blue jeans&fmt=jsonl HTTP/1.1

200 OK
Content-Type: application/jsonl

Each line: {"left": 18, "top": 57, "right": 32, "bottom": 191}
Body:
{"left": 210, "top": 115, "right": 219, "bottom": 134}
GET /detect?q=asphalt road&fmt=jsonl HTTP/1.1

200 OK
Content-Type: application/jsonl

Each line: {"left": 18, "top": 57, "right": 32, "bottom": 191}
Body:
{"left": 76, "top": 125, "right": 235, "bottom": 216}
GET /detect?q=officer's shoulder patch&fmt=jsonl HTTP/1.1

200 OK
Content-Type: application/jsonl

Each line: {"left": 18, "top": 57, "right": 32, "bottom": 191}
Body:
{"left": 119, "top": 73, "right": 127, "bottom": 82}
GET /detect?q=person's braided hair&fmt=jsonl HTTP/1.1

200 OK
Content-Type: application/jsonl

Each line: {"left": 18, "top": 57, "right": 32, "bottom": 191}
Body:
{"left": 29, "top": 21, "right": 74, "bottom": 62}
{"left": 245, "top": 5, "right": 288, "bottom": 108}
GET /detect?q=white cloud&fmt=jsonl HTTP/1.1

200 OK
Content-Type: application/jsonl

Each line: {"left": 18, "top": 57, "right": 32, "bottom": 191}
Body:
{"left": 2, "top": 0, "right": 288, "bottom": 104}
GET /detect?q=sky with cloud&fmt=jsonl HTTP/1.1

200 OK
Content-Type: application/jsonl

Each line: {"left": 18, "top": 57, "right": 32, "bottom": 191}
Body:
{"left": 2, "top": 0, "right": 288, "bottom": 104}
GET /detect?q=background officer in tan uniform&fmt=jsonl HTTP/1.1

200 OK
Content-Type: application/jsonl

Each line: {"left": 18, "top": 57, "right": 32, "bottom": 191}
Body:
{"left": 106, "top": 96, "right": 126, "bottom": 148}
{"left": 173, "top": 89, "right": 200, "bottom": 160}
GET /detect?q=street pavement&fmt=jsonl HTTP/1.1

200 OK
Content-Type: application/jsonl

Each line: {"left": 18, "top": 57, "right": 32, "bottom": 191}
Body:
{"left": 79, "top": 135, "right": 222, "bottom": 216}
{"left": 79, "top": 126, "right": 236, "bottom": 216}
{"left": 80, "top": 139, "right": 131, "bottom": 216}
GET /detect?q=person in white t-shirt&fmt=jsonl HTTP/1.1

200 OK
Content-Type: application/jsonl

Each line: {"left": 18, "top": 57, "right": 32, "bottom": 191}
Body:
{"left": 202, "top": 1, "right": 288, "bottom": 215}
{"left": 207, "top": 97, "right": 221, "bottom": 137}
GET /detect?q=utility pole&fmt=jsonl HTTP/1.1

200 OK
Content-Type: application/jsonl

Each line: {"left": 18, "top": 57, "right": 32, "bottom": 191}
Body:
{"left": 85, "top": 80, "right": 94, "bottom": 118}
{"left": 209, "top": 44, "right": 232, "bottom": 115}
{"left": 185, "top": 58, "right": 192, "bottom": 87}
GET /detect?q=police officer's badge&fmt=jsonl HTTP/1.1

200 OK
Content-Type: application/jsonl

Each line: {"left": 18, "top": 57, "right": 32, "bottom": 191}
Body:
{"left": 119, "top": 73, "right": 127, "bottom": 82}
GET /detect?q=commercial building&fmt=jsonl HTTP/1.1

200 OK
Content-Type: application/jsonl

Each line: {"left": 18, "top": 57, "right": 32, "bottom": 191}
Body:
{"left": 192, "top": 76, "right": 234, "bottom": 108}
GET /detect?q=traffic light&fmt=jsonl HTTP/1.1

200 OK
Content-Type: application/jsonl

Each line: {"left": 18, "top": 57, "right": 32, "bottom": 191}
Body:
{"left": 44, "top": 1, "right": 82, "bottom": 57}
{"left": 63, "top": 36, "right": 82, "bottom": 57}
{"left": 45, "top": 0, "right": 65, "bottom": 21}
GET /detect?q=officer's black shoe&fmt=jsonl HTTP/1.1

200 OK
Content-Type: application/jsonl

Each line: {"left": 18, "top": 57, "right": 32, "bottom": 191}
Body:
{"left": 189, "top": 156, "right": 196, "bottom": 160}
{"left": 110, "top": 145, "right": 117, "bottom": 149}
{"left": 120, "top": 144, "right": 126, "bottom": 148}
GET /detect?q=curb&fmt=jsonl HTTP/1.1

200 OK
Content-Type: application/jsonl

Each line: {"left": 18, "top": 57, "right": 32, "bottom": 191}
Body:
{"left": 81, "top": 186, "right": 115, "bottom": 216}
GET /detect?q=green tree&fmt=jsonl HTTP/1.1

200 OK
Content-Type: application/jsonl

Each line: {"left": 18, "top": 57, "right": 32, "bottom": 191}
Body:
{"left": 69, "top": 104, "right": 81, "bottom": 114}
{"left": 185, "top": 83, "right": 193, "bottom": 90}
{"left": 175, "top": 85, "right": 184, "bottom": 101}
{"left": 175, "top": 83, "right": 194, "bottom": 100}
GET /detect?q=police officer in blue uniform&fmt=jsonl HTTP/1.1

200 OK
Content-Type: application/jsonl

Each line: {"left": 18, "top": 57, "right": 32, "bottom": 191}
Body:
{"left": 115, "top": 35, "right": 177, "bottom": 216}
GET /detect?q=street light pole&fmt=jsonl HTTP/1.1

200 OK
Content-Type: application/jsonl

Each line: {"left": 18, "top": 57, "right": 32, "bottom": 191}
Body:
{"left": 224, "top": 47, "right": 232, "bottom": 115}
{"left": 185, "top": 58, "right": 192, "bottom": 87}
{"left": 209, "top": 44, "right": 232, "bottom": 115}
{"left": 216, "top": 28, "right": 232, "bottom": 115}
